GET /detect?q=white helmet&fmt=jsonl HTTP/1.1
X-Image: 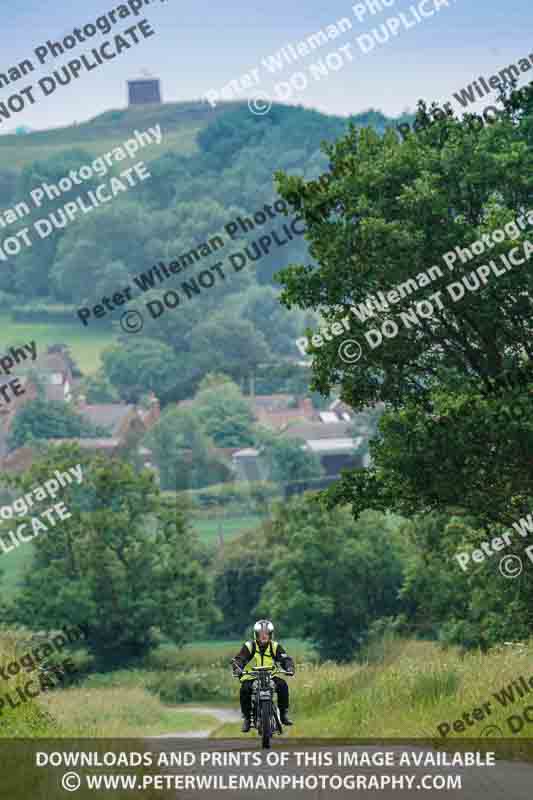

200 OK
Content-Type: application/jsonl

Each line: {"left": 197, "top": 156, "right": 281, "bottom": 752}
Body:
{"left": 253, "top": 619, "right": 274, "bottom": 642}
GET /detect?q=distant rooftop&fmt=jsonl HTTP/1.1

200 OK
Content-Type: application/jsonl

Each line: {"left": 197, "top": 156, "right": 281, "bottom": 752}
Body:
{"left": 306, "top": 437, "right": 363, "bottom": 453}
{"left": 79, "top": 404, "right": 135, "bottom": 435}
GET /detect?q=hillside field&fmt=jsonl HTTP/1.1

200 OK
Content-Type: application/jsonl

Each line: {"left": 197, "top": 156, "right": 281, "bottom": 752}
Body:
{"left": 0, "top": 101, "right": 241, "bottom": 170}
{"left": 0, "top": 313, "right": 114, "bottom": 374}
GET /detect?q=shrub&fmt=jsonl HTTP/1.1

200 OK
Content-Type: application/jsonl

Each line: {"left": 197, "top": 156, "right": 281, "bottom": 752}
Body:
{"left": 182, "top": 481, "right": 279, "bottom": 510}
{"left": 147, "top": 668, "right": 234, "bottom": 704}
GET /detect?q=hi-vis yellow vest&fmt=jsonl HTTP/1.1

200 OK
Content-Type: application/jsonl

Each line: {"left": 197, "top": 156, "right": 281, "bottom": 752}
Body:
{"left": 240, "top": 640, "right": 280, "bottom": 682}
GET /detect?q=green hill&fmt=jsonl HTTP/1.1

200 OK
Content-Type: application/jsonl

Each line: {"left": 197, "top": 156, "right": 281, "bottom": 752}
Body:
{"left": 0, "top": 101, "right": 409, "bottom": 394}
{"left": 0, "top": 100, "right": 244, "bottom": 170}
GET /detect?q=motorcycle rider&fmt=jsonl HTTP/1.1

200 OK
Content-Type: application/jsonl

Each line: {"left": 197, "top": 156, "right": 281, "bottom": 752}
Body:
{"left": 231, "top": 619, "right": 295, "bottom": 733}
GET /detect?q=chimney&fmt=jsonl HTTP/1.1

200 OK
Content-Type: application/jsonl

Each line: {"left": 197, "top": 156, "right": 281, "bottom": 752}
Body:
{"left": 147, "top": 392, "right": 160, "bottom": 425}
{"left": 301, "top": 398, "right": 314, "bottom": 417}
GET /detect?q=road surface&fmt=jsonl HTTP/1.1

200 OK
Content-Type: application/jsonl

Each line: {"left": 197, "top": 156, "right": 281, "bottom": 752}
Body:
{"left": 149, "top": 736, "right": 533, "bottom": 799}
{"left": 150, "top": 705, "right": 241, "bottom": 739}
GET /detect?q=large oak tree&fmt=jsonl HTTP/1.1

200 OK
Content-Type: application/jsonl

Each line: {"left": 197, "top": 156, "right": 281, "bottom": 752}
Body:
{"left": 275, "top": 87, "right": 533, "bottom": 526}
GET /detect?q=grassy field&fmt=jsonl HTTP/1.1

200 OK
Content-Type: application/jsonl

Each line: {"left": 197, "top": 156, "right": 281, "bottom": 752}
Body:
{"left": 0, "top": 313, "right": 115, "bottom": 374}
{"left": 193, "top": 514, "right": 263, "bottom": 545}
{"left": 0, "top": 100, "right": 238, "bottom": 171}
{"left": 0, "top": 128, "right": 201, "bottom": 171}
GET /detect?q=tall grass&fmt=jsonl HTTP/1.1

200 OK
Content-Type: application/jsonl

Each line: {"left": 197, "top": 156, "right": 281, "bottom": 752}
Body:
{"left": 38, "top": 685, "right": 217, "bottom": 737}
{"left": 0, "top": 631, "right": 58, "bottom": 736}
{"left": 213, "top": 637, "right": 533, "bottom": 751}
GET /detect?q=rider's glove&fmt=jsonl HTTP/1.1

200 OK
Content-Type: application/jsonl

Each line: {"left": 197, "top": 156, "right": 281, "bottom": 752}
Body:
{"left": 282, "top": 657, "right": 295, "bottom": 675}
{"left": 231, "top": 658, "right": 242, "bottom": 677}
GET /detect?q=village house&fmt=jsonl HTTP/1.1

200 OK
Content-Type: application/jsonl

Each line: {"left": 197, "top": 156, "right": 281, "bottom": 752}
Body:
{"left": 0, "top": 346, "right": 161, "bottom": 472}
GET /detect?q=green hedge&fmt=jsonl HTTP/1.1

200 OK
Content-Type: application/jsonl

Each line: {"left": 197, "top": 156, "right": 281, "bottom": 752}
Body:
{"left": 11, "top": 303, "right": 112, "bottom": 325}
{"left": 182, "top": 481, "right": 279, "bottom": 510}
{"left": 148, "top": 667, "right": 234, "bottom": 704}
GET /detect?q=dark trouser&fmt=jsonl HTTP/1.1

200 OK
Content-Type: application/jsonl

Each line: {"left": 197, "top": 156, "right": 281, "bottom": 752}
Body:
{"left": 240, "top": 677, "right": 289, "bottom": 717}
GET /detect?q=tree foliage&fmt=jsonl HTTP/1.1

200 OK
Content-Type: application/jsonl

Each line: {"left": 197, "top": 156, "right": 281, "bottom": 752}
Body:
{"left": 144, "top": 405, "right": 231, "bottom": 490}
{"left": 395, "top": 512, "right": 533, "bottom": 649}
{"left": 7, "top": 399, "right": 108, "bottom": 451}
{"left": 255, "top": 429, "right": 323, "bottom": 484}
{"left": 191, "top": 377, "right": 257, "bottom": 448}
{"left": 101, "top": 338, "right": 178, "bottom": 404}
{"left": 275, "top": 88, "right": 533, "bottom": 524}
{"left": 257, "top": 497, "right": 404, "bottom": 660}
{"left": 8, "top": 448, "right": 218, "bottom": 665}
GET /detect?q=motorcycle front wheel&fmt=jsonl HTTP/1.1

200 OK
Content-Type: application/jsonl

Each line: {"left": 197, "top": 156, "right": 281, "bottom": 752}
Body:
{"left": 273, "top": 705, "right": 283, "bottom": 734}
{"left": 261, "top": 702, "right": 272, "bottom": 749}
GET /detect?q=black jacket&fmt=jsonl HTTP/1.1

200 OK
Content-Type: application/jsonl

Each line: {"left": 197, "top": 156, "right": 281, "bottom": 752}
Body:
{"left": 232, "top": 639, "right": 294, "bottom": 672}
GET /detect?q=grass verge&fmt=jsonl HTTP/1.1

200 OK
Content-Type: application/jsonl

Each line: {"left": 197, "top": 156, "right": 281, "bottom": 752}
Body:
{"left": 38, "top": 686, "right": 217, "bottom": 737}
{"left": 212, "top": 638, "right": 533, "bottom": 759}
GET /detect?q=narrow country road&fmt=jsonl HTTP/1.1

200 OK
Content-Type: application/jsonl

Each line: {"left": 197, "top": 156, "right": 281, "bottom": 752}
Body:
{"left": 149, "top": 737, "right": 533, "bottom": 799}
{"left": 148, "top": 709, "right": 533, "bottom": 797}
{"left": 151, "top": 705, "right": 241, "bottom": 739}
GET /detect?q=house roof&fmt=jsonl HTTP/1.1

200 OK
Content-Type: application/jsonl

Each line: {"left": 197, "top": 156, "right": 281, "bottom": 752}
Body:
{"left": 10, "top": 351, "right": 73, "bottom": 405}
{"left": 46, "top": 384, "right": 69, "bottom": 403}
{"left": 13, "top": 352, "right": 71, "bottom": 379}
{"left": 305, "top": 436, "right": 363, "bottom": 453}
{"left": 250, "top": 394, "right": 295, "bottom": 410}
{"left": 233, "top": 448, "right": 261, "bottom": 458}
{"left": 78, "top": 404, "right": 136, "bottom": 435}
{"left": 38, "top": 353, "right": 71, "bottom": 372}
{"left": 318, "top": 411, "right": 341, "bottom": 423}
{"left": 0, "top": 445, "right": 36, "bottom": 473}
{"left": 283, "top": 421, "right": 353, "bottom": 441}
{"left": 250, "top": 395, "right": 315, "bottom": 430}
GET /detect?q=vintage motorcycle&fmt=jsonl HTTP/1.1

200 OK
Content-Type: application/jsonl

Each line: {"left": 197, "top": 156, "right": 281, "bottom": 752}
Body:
{"left": 234, "top": 665, "right": 293, "bottom": 749}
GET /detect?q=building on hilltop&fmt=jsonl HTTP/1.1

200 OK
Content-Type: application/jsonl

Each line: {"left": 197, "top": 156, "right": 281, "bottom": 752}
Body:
{"left": 127, "top": 78, "right": 162, "bottom": 106}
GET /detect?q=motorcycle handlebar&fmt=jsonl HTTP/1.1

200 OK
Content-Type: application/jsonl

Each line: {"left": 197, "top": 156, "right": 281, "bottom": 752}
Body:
{"left": 231, "top": 666, "right": 294, "bottom": 677}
